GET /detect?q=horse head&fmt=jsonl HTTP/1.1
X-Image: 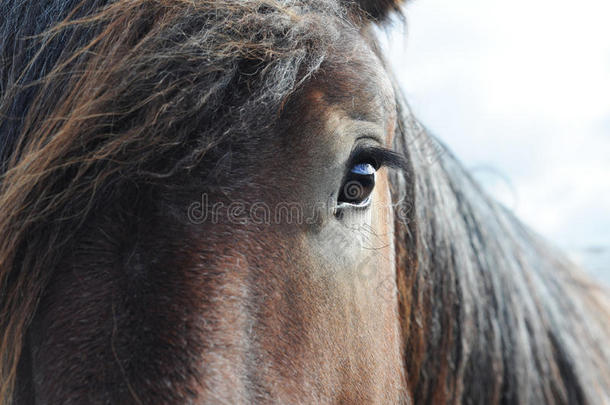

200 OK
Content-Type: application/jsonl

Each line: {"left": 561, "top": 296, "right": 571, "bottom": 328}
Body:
{"left": 0, "top": 1, "right": 608, "bottom": 404}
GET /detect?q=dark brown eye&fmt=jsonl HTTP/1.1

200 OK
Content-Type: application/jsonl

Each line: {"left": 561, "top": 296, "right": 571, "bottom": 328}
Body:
{"left": 338, "top": 163, "right": 376, "bottom": 207}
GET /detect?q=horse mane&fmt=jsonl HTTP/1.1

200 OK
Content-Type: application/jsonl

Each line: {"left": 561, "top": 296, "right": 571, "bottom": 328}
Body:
{"left": 391, "top": 95, "right": 610, "bottom": 403}
{"left": 1, "top": 0, "right": 609, "bottom": 403}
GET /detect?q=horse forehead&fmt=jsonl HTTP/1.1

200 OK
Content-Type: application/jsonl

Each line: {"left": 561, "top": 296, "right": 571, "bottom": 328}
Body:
{"left": 303, "top": 56, "right": 396, "bottom": 141}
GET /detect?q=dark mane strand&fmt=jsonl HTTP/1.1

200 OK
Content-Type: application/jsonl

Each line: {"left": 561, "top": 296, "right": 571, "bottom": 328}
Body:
{"left": 391, "top": 88, "right": 610, "bottom": 403}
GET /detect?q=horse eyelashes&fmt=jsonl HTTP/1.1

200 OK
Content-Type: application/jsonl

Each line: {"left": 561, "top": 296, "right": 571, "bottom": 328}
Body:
{"left": 351, "top": 146, "right": 407, "bottom": 172}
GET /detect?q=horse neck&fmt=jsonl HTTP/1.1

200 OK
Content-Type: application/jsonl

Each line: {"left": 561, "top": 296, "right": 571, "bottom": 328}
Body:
{"left": 396, "top": 134, "right": 610, "bottom": 404}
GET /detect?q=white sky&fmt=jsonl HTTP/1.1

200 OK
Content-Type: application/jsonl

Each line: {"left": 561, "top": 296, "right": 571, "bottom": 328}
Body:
{"left": 378, "top": 0, "right": 610, "bottom": 270}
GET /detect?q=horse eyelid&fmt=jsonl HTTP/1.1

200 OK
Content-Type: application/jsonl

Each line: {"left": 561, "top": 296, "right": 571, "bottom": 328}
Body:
{"left": 349, "top": 146, "right": 407, "bottom": 171}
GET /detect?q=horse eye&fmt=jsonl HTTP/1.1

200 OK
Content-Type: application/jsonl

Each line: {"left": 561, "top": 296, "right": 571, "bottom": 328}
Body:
{"left": 337, "top": 162, "right": 376, "bottom": 208}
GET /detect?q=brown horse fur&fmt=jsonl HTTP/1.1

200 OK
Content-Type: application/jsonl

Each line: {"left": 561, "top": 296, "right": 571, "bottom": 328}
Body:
{"left": 1, "top": 0, "right": 609, "bottom": 404}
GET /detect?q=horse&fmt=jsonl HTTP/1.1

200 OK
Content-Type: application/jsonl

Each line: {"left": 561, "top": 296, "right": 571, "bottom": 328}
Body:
{"left": 0, "top": 0, "right": 608, "bottom": 403}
